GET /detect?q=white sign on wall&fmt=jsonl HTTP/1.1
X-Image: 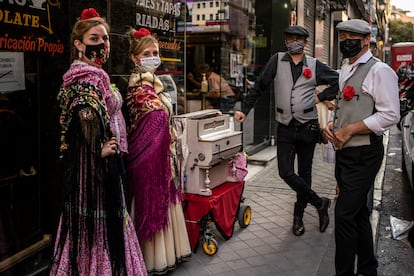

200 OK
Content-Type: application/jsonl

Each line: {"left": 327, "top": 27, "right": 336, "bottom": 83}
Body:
{"left": 397, "top": 54, "right": 412, "bottom": 62}
{"left": 0, "top": 52, "right": 25, "bottom": 92}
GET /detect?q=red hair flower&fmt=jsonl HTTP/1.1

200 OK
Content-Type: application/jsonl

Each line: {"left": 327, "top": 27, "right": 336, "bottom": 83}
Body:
{"left": 134, "top": 28, "right": 151, "bottom": 39}
{"left": 342, "top": 85, "right": 355, "bottom": 100}
{"left": 303, "top": 68, "right": 312, "bottom": 79}
{"left": 80, "top": 8, "right": 100, "bottom": 20}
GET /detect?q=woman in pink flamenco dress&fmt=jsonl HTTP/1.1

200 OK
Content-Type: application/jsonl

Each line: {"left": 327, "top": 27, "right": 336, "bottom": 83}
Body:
{"left": 50, "top": 8, "right": 147, "bottom": 276}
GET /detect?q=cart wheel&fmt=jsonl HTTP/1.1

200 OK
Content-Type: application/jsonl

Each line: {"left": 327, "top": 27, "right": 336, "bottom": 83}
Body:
{"left": 238, "top": 205, "right": 251, "bottom": 228}
{"left": 202, "top": 238, "right": 218, "bottom": 256}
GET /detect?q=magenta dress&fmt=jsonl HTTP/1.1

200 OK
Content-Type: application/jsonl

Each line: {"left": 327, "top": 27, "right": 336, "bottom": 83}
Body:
{"left": 50, "top": 61, "right": 147, "bottom": 276}
{"left": 126, "top": 72, "right": 191, "bottom": 275}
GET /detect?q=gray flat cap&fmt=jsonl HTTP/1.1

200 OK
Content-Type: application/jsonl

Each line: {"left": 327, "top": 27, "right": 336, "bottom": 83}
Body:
{"left": 336, "top": 19, "right": 371, "bottom": 35}
{"left": 284, "top": 25, "right": 309, "bottom": 38}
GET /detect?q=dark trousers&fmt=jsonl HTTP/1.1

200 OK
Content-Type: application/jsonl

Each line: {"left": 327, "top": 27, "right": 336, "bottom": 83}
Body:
{"left": 277, "top": 119, "right": 321, "bottom": 218}
{"left": 334, "top": 142, "right": 383, "bottom": 276}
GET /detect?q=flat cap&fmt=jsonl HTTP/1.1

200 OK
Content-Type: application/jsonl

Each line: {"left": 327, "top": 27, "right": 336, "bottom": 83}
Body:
{"left": 336, "top": 19, "right": 371, "bottom": 35}
{"left": 284, "top": 25, "right": 309, "bottom": 38}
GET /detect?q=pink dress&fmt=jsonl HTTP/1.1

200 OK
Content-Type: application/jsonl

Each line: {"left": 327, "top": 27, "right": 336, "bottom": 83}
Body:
{"left": 50, "top": 61, "right": 147, "bottom": 276}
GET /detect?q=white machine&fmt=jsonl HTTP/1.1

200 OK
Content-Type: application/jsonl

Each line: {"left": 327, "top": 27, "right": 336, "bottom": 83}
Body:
{"left": 173, "top": 110, "right": 243, "bottom": 196}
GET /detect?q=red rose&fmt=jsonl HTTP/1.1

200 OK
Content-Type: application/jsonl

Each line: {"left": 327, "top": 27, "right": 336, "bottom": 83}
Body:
{"left": 134, "top": 28, "right": 151, "bottom": 39}
{"left": 342, "top": 85, "right": 355, "bottom": 100}
{"left": 80, "top": 8, "right": 100, "bottom": 20}
{"left": 303, "top": 68, "right": 312, "bottom": 79}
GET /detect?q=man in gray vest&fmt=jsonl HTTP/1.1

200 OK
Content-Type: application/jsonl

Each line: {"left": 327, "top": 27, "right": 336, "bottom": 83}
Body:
{"left": 234, "top": 25, "right": 339, "bottom": 236}
{"left": 322, "top": 19, "right": 400, "bottom": 276}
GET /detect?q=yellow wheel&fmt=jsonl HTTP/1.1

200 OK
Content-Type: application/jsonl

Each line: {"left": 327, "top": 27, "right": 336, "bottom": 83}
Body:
{"left": 202, "top": 238, "right": 218, "bottom": 256}
{"left": 238, "top": 205, "right": 251, "bottom": 228}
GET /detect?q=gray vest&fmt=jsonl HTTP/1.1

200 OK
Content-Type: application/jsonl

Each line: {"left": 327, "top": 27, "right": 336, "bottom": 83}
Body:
{"left": 334, "top": 58, "right": 377, "bottom": 148}
{"left": 274, "top": 53, "right": 318, "bottom": 125}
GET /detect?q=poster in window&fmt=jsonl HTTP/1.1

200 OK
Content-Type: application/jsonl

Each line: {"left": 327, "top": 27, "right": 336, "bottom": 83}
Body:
{"left": 0, "top": 52, "right": 25, "bottom": 93}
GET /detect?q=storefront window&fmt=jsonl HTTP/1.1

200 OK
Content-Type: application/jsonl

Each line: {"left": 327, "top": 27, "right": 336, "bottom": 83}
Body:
{"left": 118, "top": 0, "right": 289, "bottom": 152}
{"left": 0, "top": 0, "right": 68, "bottom": 267}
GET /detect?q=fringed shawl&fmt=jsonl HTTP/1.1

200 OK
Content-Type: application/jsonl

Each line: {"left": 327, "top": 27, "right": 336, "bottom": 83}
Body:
{"left": 57, "top": 81, "right": 110, "bottom": 154}
{"left": 126, "top": 72, "right": 180, "bottom": 241}
{"left": 52, "top": 62, "right": 127, "bottom": 275}
{"left": 60, "top": 60, "right": 128, "bottom": 153}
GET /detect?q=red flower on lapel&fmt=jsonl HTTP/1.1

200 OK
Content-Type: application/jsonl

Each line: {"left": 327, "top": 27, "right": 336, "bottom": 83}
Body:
{"left": 342, "top": 85, "right": 355, "bottom": 101}
{"left": 303, "top": 68, "right": 312, "bottom": 79}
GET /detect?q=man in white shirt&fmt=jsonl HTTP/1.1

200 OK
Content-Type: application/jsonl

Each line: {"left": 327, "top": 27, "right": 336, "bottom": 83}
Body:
{"left": 322, "top": 19, "right": 400, "bottom": 276}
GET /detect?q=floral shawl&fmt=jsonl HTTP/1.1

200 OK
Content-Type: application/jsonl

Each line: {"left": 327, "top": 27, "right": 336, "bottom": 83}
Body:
{"left": 126, "top": 72, "right": 180, "bottom": 241}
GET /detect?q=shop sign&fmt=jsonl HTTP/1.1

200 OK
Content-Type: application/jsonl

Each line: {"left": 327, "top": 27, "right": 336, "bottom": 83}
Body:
{"left": 135, "top": 0, "right": 183, "bottom": 67}
{"left": 135, "top": 0, "right": 180, "bottom": 33}
{"left": 0, "top": 52, "right": 25, "bottom": 92}
{"left": 0, "top": 0, "right": 64, "bottom": 56}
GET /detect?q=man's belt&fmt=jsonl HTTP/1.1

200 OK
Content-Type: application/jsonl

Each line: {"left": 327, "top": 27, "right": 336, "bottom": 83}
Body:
{"left": 277, "top": 107, "right": 314, "bottom": 114}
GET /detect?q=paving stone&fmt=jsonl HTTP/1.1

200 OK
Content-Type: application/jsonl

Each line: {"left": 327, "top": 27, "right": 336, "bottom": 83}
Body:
{"left": 171, "top": 144, "right": 359, "bottom": 275}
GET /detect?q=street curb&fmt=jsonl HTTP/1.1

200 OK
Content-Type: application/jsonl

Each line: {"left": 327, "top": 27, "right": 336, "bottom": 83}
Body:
{"left": 371, "top": 130, "right": 390, "bottom": 249}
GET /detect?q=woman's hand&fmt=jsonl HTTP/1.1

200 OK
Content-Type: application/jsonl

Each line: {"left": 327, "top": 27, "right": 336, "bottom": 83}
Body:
{"left": 101, "top": 137, "right": 119, "bottom": 158}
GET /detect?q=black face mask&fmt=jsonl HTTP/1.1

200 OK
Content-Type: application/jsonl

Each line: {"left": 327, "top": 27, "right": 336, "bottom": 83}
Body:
{"left": 339, "top": 39, "right": 362, "bottom": 58}
{"left": 84, "top": 43, "right": 109, "bottom": 65}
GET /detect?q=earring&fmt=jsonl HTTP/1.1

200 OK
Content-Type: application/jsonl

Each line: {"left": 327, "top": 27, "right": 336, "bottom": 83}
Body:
{"left": 78, "top": 51, "right": 83, "bottom": 58}
{"left": 133, "top": 62, "right": 140, "bottom": 72}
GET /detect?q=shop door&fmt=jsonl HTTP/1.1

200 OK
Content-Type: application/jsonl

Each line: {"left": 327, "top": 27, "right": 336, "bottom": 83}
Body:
{"left": 0, "top": 91, "right": 41, "bottom": 264}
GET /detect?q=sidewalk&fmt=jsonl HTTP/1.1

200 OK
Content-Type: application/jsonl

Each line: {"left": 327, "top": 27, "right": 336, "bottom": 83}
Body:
{"left": 172, "top": 144, "right": 338, "bottom": 276}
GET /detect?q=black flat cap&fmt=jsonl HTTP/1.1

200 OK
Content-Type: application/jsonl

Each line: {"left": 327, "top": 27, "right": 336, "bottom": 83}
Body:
{"left": 284, "top": 25, "right": 309, "bottom": 38}
{"left": 336, "top": 19, "right": 371, "bottom": 35}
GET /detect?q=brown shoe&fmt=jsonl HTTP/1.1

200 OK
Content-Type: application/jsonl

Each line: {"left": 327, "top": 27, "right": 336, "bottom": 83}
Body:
{"left": 292, "top": 216, "right": 305, "bottom": 236}
{"left": 317, "top": 197, "right": 331, "bottom": 232}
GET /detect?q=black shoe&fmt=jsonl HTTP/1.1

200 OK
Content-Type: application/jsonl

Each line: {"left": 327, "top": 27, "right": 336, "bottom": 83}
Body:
{"left": 292, "top": 216, "right": 305, "bottom": 236}
{"left": 317, "top": 197, "right": 331, "bottom": 232}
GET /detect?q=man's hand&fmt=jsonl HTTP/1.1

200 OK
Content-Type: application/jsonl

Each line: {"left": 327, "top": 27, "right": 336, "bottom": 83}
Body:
{"left": 314, "top": 93, "right": 320, "bottom": 104}
{"left": 322, "top": 121, "right": 351, "bottom": 150}
{"left": 322, "top": 121, "right": 336, "bottom": 143}
{"left": 234, "top": 111, "right": 246, "bottom": 122}
{"left": 323, "top": 121, "right": 371, "bottom": 150}
{"left": 324, "top": 100, "right": 335, "bottom": 110}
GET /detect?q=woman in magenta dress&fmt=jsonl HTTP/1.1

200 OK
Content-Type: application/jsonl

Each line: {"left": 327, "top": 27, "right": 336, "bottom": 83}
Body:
{"left": 50, "top": 8, "right": 146, "bottom": 276}
{"left": 125, "top": 27, "right": 191, "bottom": 275}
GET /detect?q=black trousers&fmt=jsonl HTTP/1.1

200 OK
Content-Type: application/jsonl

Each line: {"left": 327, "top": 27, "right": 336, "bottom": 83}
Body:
{"left": 335, "top": 142, "right": 383, "bottom": 276}
{"left": 277, "top": 119, "right": 321, "bottom": 218}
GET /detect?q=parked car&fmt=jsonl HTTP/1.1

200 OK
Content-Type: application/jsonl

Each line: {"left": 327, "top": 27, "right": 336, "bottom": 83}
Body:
{"left": 401, "top": 109, "right": 414, "bottom": 192}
